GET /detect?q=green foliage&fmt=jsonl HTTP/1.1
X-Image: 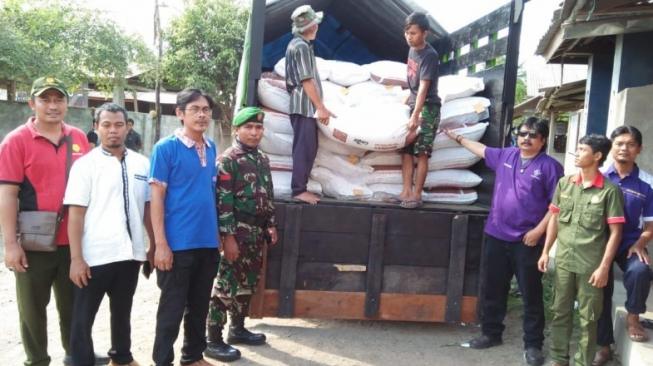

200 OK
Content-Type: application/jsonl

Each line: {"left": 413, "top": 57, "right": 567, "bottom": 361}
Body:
{"left": 0, "top": 0, "right": 154, "bottom": 93}
{"left": 162, "top": 0, "right": 249, "bottom": 124}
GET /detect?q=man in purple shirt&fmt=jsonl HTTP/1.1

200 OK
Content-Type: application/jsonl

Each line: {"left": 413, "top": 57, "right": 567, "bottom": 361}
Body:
{"left": 593, "top": 126, "right": 653, "bottom": 366}
{"left": 445, "top": 117, "right": 564, "bottom": 366}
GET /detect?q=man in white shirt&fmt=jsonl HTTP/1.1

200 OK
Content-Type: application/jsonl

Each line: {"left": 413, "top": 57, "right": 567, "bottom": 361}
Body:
{"left": 65, "top": 103, "right": 154, "bottom": 366}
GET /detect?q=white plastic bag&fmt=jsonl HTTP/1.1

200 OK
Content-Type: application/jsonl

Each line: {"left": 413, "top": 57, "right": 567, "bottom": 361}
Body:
{"left": 434, "top": 122, "right": 489, "bottom": 150}
{"left": 274, "top": 56, "right": 331, "bottom": 80}
{"left": 263, "top": 109, "right": 293, "bottom": 135}
{"left": 361, "top": 151, "right": 402, "bottom": 167}
{"left": 327, "top": 60, "right": 371, "bottom": 86}
{"left": 259, "top": 129, "right": 293, "bottom": 156}
{"left": 368, "top": 184, "right": 478, "bottom": 204}
{"left": 314, "top": 149, "right": 373, "bottom": 178}
{"left": 438, "top": 75, "right": 485, "bottom": 103}
{"left": 318, "top": 103, "right": 410, "bottom": 151}
{"left": 366, "top": 169, "right": 482, "bottom": 188}
{"left": 363, "top": 60, "right": 408, "bottom": 88}
{"left": 271, "top": 170, "right": 322, "bottom": 197}
{"left": 266, "top": 153, "right": 293, "bottom": 171}
{"left": 310, "top": 167, "right": 372, "bottom": 200}
{"left": 257, "top": 78, "right": 289, "bottom": 114}
{"left": 318, "top": 131, "right": 367, "bottom": 157}
{"left": 343, "top": 81, "right": 405, "bottom": 107}
{"left": 429, "top": 147, "right": 481, "bottom": 170}
{"left": 440, "top": 96, "right": 491, "bottom": 127}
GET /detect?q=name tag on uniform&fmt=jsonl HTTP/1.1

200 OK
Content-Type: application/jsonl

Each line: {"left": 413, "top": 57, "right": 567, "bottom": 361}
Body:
{"left": 134, "top": 174, "right": 148, "bottom": 181}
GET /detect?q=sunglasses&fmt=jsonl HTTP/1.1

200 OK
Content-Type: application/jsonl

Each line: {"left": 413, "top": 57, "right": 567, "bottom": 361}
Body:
{"left": 516, "top": 131, "right": 539, "bottom": 139}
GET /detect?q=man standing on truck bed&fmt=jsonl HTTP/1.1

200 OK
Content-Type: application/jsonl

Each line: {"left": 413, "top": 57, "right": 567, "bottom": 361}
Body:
{"left": 284, "top": 4, "right": 334, "bottom": 205}
{"left": 399, "top": 11, "right": 441, "bottom": 209}
{"left": 444, "top": 117, "right": 564, "bottom": 366}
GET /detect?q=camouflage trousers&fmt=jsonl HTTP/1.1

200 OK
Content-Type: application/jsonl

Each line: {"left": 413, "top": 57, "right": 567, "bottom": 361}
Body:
{"left": 401, "top": 104, "right": 441, "bottom": 157}
{"left": 207, "top": 223, "right": 265, "bottom": 330}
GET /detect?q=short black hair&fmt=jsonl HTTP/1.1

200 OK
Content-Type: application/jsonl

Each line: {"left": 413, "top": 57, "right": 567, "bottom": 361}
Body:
{"left": 579, "top": 134, "right": 612, "bottom": 166}
{"left": 405, "top": 12, "right": 429, "bottom": 32}
{"left": 610, "top": 125, "right": 642, "bottom": 146}
{"left": 176, "top": 88, "right": 215, "bottom": 111}
{"left": 126, "top": 118, "right": 134, "bottom": 125}
{"left": 520, "top": 117, "right": 550, "bottom": 151}
{"left": 94, "top": 102, "right": 128, "bottom": 123}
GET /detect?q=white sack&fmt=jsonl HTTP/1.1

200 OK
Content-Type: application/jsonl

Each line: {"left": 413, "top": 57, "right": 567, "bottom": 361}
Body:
{"left": 343, "top": 81, "right": 405, "bottom": 107}
{"left": 434, "top": 122, "right": 489, "bottom": 150}
{"left": 429, "top": 147, "right": 482, "bottom": 171}
{"left": 310, "top": 167, "right": 372, "bottom": 200}
{"left": 327, "top": 60, "right": 371, "bottom": 86}
{"left": 314, "top": 149, "right": 373, "bottom": 178}
{"left": 369, "top": 184, "right": 478, "bottom": 205}
{"left": 318, "top": 103, "right": 410, "bottom": 151}
{"left": 257, "top": 78, "right": 289, "bottom": 114}
{"left": 361, "top": 151, "right": 402, "bottom": 167}
{"left": 266, "top": 153, "right": 293, "bottom": 171}
{"left": 438, "top": 75, "right": 485, "bottom": 103}
{"left": 363, "top": 60, "right": 408, "bottom": 88}
{"left": 366, "top": 169, "right": 482, "bottom": 188}
{"left": 318, "top": 131, "right": 367, "bottom": 157}
{"left": 274, "top": 56, "right": 331, "bottom": 80}
{"left": 263, "top": 110, "right": 293, "bottom": 135}
{"left": 440, "top": 96, "right": 491, "bottom": 127}
{"left": 271, "top": 170, "right": 322, "bottom": 196}
{"left": 259, "top": 129, "right": 293, "bottom": 156}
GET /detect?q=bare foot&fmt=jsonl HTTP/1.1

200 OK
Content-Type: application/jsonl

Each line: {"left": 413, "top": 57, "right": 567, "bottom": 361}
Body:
{"left": 293, "top": 191, "right": 320, "bottom": 205}
{"left": 627, "top": 313, "right": 649, "bottom": 342}
{"left": 398, "top": 190, "right": 412, "bottom": 201}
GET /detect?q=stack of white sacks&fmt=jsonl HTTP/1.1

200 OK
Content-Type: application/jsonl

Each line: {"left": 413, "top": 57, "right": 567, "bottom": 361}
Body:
{"left": 257, "top": 57, "right": 491, "bottom": 204}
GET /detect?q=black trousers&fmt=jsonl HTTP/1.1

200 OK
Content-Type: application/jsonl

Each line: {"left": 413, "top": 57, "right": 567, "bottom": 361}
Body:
{"left": 597, "top": 250, "right": 653, "bottom": 346}
{"left": 480, "top": 235, "right": 545, "bottom": 349}
{"left": 152, "top": 248, "right": 219, "bottom": 366}
{"left": 290, "top": 114, "right": 318, "bottom": 197}
{"left": 70, "top": 260, "right": 141, "bottom": 366}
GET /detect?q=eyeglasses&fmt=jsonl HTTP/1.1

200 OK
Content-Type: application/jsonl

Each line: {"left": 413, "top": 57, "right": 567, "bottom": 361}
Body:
{"left": 516, "top": 131, "right": 539, "bottom": 139}
{"left": 185, "top": 106, "right": 212, "bottom": 115}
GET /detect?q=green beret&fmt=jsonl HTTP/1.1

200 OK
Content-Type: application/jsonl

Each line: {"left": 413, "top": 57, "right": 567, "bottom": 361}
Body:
{"left": 233, "top": 106, "right": 264, "bottom": 127}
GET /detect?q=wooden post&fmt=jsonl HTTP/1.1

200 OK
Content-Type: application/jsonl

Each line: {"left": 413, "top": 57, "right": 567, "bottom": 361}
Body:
{"left": 445, "top": 214, "right": 469, "bottom": 322}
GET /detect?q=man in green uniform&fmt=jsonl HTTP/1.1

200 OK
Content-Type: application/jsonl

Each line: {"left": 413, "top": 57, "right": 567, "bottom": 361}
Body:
{"left": 205, "top": 107, "right": 279, "bottom": 362}
{"left": 538, "top": 134, "right": 625, "bottom": 366}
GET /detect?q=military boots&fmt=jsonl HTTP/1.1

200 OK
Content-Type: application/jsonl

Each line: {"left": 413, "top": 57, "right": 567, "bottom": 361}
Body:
{"left": 227, "top": 315, "right": 267, "bottom": 345}
{"left": 204, "top": 327, "right": 241, "bottom": 362}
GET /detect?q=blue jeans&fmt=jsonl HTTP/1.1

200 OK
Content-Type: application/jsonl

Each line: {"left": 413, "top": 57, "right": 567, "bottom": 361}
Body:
{"left": 596, "top": 249, "right": 653, "bottom": 346}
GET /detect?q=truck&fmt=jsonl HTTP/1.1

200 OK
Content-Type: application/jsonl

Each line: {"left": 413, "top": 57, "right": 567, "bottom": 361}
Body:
{"left": 236, "top": 0, "right": 525, "bottom": 324}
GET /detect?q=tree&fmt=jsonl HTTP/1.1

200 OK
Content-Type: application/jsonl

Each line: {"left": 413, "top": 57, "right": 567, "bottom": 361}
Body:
{"left": 0, "top": 0, "right": 154, "bottom": 96}
{"left": 162, "top": 0, "right": 249, "bottom": 124}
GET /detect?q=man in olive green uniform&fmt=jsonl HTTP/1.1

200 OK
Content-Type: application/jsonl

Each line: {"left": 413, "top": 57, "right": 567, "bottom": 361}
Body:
{"left": 538, "top": 134, "right": 625, "bottom": 366}
{"left": 205, "top": 107, "right": 278, "bottom": 362}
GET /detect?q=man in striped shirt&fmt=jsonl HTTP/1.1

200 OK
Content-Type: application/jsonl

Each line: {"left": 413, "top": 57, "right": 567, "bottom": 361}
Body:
{"left": 284, "top": 4, "right": 334, "bottom": 205}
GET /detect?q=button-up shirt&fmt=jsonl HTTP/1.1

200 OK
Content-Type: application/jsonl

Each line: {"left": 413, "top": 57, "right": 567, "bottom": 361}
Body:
{"left": 285, "top": 36, "right": 322, "bottom": 117}
{"left": 549, "top": 173, "right": 625, "bottom": 274}
{"left": 603, "top": 164, "right": 653, "bottom": 254}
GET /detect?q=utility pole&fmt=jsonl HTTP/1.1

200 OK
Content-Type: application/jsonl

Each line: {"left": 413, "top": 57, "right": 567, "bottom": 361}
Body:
{"left": 154, "top": 0, "right": 163, "bottom": 142}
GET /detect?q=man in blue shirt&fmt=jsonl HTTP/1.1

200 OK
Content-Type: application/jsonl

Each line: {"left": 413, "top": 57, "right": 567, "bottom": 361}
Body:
{"left": 150, "top": 88, "right": 219, "bottom": 366}
{"left": 593, "top": 126, "right": 653, "bottom": 365}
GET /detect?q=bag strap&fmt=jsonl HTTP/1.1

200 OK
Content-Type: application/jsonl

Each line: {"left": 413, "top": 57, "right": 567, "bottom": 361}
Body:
{"left": 57, "top": 135, "right": 73, "bottom": 223}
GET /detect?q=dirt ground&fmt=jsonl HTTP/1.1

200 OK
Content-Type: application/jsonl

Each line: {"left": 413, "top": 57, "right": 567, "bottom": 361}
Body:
{"left": 0, "top": 238, "right": 549, "bottom": 366}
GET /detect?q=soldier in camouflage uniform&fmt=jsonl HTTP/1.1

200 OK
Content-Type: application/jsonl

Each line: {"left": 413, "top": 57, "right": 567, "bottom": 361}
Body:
{"left": 205, "top": 107, "right": 278, "bottom": 363}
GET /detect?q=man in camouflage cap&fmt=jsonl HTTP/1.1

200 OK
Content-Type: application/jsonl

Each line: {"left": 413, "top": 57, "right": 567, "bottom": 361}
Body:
{"left": 205, "top": 107, "right": 278, "bottom": 362}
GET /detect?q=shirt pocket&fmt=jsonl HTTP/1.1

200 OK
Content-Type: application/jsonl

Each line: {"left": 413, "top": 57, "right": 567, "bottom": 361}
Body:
{"left": 558, "top": 201, "right": 574, "bottom": 223}
{"left": 580, "top": 203, "right": 605, "bottom": 230}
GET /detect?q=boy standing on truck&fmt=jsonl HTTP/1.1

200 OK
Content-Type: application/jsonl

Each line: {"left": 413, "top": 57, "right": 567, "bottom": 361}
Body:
{"left": 538, "top": 134, "right": 625, "bottom": 366}
{"left": 444, "top": 117, "right": 563, "bottom": 366}
{"left": 204, "top": 107, "right": 278, "bottom": 362}
{"left": 284, "top": 4, "right": 334, "bottom": 205}
{"left": 399, "top": 12, "right": 441, "bottom": 209}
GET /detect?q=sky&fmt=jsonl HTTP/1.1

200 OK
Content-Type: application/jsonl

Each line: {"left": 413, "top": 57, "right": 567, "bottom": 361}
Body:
{"left": 82, "top": 0, "right": 559, "bottom": 67}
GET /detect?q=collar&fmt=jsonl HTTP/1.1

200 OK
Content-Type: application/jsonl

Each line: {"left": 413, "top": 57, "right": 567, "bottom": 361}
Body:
{"left": 573, "top": 171, "right": 605, "bottom": 188}
{"left": 606, "top": 163, "right": 639, "bottom": 179}
{"left": 233, "top": 137, "right": 259, "bottom": 155}
{"left": 174, "top": 128, "right": 211, "bottom": 149}
{"left": 100, "top": 147, "right": 128, "bottom": 158}
{"left": 26, "top": 116, "right": 72, "bottom": 140}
